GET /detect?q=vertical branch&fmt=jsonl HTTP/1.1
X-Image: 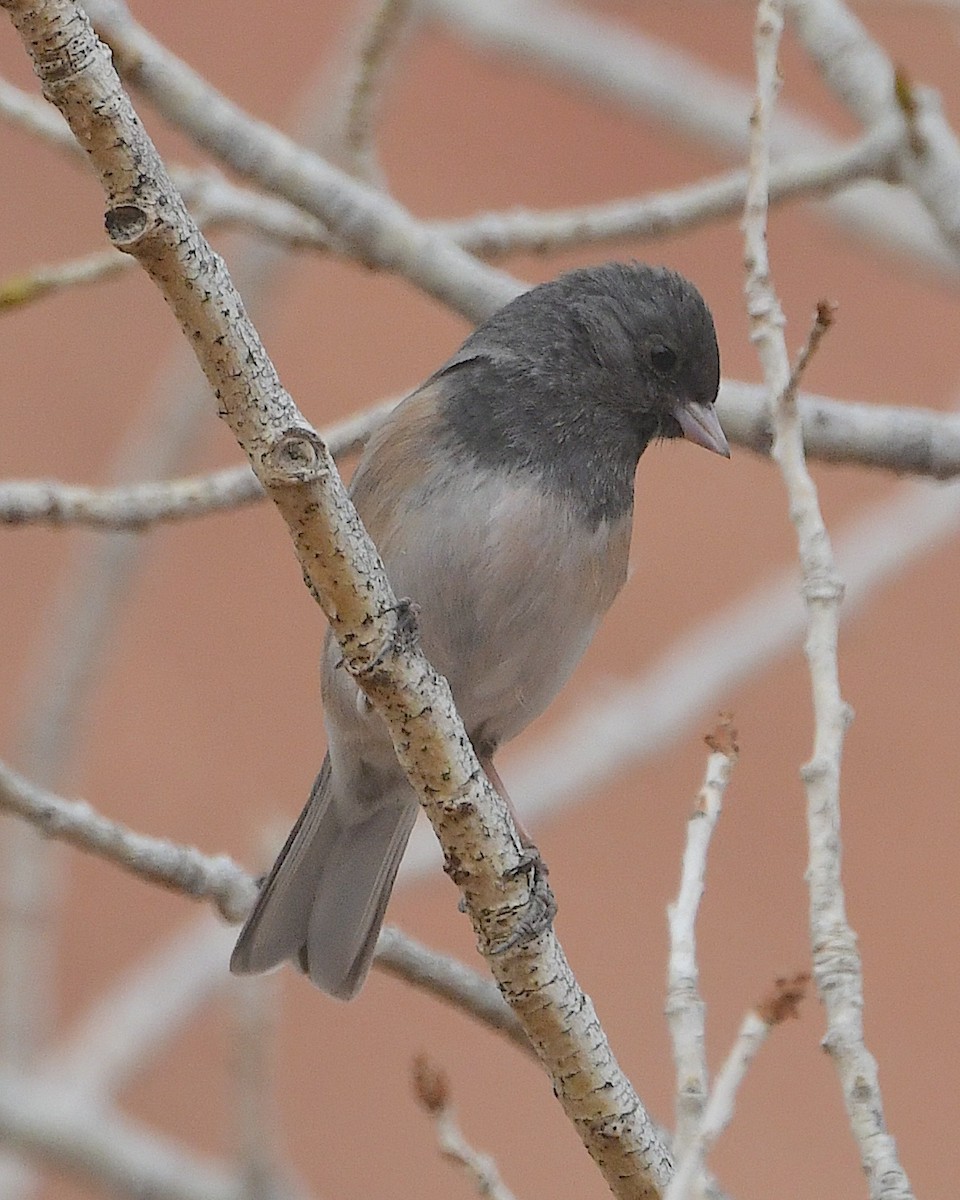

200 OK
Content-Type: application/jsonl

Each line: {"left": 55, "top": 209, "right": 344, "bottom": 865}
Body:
{"left": 230, "top": 976, "right": 282, "bottom": 1200}
{"left": 341, "top": 0, "right": 417, "bottom": 183}
{"left": 666, "top": 975, "right": 808, "bottom": 1200}
{"left": 742, "top": 3, "right": 913, "bottom": 1198}
{"left": 665, "top": 721, "right": 738, "bottom": 1159}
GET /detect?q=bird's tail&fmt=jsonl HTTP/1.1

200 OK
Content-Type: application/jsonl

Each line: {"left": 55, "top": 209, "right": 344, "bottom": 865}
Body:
{"left": 230, "top": 755, "right": 418, "bottom": 1000}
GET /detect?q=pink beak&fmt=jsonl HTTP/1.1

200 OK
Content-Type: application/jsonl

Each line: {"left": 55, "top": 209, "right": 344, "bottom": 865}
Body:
{"left": 673, "top": 400, "right": 730, "bottom": 458}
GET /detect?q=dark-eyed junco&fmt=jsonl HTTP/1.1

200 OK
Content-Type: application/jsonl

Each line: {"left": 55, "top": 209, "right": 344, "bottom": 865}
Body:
{"left": 231, "top": 261, "right": 727, "bottom": 999}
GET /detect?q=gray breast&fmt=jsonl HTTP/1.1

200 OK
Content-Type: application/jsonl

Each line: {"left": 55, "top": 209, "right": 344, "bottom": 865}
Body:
{"left": 366, "top": 466, "right": 632, "bottom": 752}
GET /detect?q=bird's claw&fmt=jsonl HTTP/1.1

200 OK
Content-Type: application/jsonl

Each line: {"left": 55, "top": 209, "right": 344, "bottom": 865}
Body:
{"left": 491, "top": 845, "right": 557, "bottom": 954}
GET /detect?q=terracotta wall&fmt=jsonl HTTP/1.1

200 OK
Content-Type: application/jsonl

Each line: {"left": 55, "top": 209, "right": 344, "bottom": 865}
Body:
{"left": 1, "top": 2, "right": 958, "bottom": 1198}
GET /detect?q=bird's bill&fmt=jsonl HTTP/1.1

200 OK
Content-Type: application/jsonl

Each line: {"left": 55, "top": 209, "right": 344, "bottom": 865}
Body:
{"left": 673, "top": 400, "right": 730, "bottom": 458}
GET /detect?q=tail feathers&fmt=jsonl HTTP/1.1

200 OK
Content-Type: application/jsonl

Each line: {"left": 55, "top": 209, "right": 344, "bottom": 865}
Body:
{"left": 230, "top": 756, "right": 418, "bottom": 1000}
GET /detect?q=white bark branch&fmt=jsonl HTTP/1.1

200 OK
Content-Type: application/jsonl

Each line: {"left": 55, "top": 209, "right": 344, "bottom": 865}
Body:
{"left": 666, "top": 725, "right": 738, "bottom": 1160}
{"left": 665, "top": 974, "right": 808, "bottom": 1200}
{"left": 413, "top": 1057, "right": 519, "bottom": 1200}
{"left": 4, "top": 385, "right": 960, "bottom": 530}
{"left": 0, "top": 6, "right": 673, "bottom": 1190}
{"left": 426, "top": 0, "right": 960, "bottom": 283}
{"left": 82, "top": 0, "right": 519, "bottom": 324}
{"left": 338, "top": 0, "right": 417, "bottom": 184}
{"left": 0, "top": 1080, "right": 243, "bottom": 1200}
{"left": 785, "top": 0, "right": 960, "bottom": 254}
{"left": 743, "top": 5, "right": 913, "bottom": 1196}
{"left": 0, "top": 759, "right": 257, "bottom": 922}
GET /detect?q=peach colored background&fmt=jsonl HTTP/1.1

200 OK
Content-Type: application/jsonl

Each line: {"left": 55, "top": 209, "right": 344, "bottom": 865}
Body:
{"left": 2, "top": 2, "right": 959, "bottom": 1198}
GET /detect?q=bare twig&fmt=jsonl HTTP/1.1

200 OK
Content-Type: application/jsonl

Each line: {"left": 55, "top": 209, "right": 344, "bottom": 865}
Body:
{"left": 426, "top": 0, "right": 960, "bottom": 283}
{"left": 83, "top": 0, "right": 520, "bottom": 324}
{"left": 437, "top": 126, "right": 899, "bottom": 258}
{"left": 376, "top": 926, "right": 531, "bottom": 1054}
{"left": 341, "top": 0, "right": 417, "bottom": 182}
{"left": 230, "top": 976, "right": 283, "bottom": 1200}
{"left": 44, "top": 915, "right": 234, "bottom": 1099}
{"left": 785, "top": 0, "right": 960, "bottom": 254}
{"left": 5, "top": 385, "right": 960, "bottom": 531}
{"left": 0, "top": 399, "right": 392, "bottom": 529}
{"left": 0, "top": 1079, "right": 242, "bottom": 1200}
{"left": 0, "top": 73, "right": 78, "bottom": 154}
{"left": 2, "top": 4, "right": 675, "bottom": 1187}
{"left": 0, "top": 246, "right": 129, "bottom": 308}
{"left": 665, "top": 975, "right": 809, "bottom": 1200}
{"left": 743, "top": 4, "right": 913, "bottom": 1197}
{"left": 0, "top": 758, "right": 257, "bottom": 922}
{"left": 413, "top": 1056, "right": 519, "bottom": 1200}
{"left": 666, "top": 720, "right": 738, "bottom": 1160}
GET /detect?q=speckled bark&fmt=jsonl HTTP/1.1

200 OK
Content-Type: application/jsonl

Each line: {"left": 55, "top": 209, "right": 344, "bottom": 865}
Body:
{"left": 1, "top": 1, "right": 673, "bottom": 1192}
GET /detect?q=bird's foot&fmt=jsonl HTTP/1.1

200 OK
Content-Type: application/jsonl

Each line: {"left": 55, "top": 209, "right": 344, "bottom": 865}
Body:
{"left": 491, "top": 845, "right": 557, "bottom": 953}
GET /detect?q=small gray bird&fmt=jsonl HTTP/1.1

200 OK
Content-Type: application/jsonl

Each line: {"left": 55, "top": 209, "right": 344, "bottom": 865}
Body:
{"left": 231, "top": 262, "right": 728, "bottom": 999}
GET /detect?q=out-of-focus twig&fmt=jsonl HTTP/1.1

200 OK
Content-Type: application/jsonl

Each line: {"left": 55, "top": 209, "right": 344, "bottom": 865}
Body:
{"left": 0, "top": 1079, "right": 242, "bottom": 1200}
{"left": 437, "top": 125, "right": 899, "bottom": 257}
{"left": 5, "top": 385, "right": 960, "bottom": 531}
{"left": 83, "top": 0, "right": 520, "bottom": 323}
{"left": 376, "top": 926, "right": 531, "bottom": 1054}
{"left": 340, "top": 0, "right": 417, "bottom": 183}
{"left": 426, "top": 0, "right": 960, "bottom": 283}
{"left": 0, "top": 398, "right": 393, "bottom": 529}
{"left": 413, "top": 1056, "right": 519, "bottom": 1200}
{"left": 0, "top": 758, "right": 257, "bottom": 921}
{"left": 231, "top": 975, "right": 283, "bottom": 1200}
{"left": 786, "top": 0, "right": 960, "bottom": 255}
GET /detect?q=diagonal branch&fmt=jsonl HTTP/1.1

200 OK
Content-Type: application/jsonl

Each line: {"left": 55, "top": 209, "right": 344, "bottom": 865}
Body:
{"left": 1, "top": 2, "right": 672, "bottom": 1193}
{"left": 82, "top": 0, "right": 519, "bottom": 323}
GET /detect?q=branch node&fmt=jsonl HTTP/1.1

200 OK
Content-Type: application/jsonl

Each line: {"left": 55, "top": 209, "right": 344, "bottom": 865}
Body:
{"left": 262, "top": 428, "right": 326, "bottom": 485}
{"left": 801, "top": 573, "right": 844, "bottom": 604}
{"left": 104, "top": 202, "right": 150, "bottom": 247}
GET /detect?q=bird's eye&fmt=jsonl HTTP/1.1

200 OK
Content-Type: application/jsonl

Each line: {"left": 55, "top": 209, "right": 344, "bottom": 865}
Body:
{"left": 650, "top": 344, "right": 678, "bottom": 373}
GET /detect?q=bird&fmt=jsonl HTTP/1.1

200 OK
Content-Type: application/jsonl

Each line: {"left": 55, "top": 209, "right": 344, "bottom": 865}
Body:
{"left": 231, "top": 261, "right": 728, "bottom": 1000}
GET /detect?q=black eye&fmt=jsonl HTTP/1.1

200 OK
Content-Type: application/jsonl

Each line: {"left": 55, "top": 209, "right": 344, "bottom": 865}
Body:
{"left": 650, "top": 344, "right": 678, "bottom": 373}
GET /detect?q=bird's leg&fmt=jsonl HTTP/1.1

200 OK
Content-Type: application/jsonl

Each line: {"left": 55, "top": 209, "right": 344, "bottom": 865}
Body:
{"left": 477, "top": 753, "right": 557, "bottom": 951}
{"left": 478, "top": 753, "right": 538, "bottom": 855}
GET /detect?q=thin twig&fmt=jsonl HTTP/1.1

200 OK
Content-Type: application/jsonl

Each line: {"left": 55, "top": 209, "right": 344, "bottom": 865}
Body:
{"left": 0, "top": 1079, "right": 241, "bottom": 1200}
{"left": 83, "top": 0, "right": 520, "bottom": 324}
{"left": 0, "top": 398, "right": 392, "bottom": 529}
{"left": 230, "top": 975, "right": 283, "bottom": 1200}
{"left": 436, "top": 126, "right": 900, "bottom": 258}
{"left": 0, "top": 73, "right": 79, "bottom": 155}
{"left": 341, "top": 0, "right": 416, "bottom": 182}
{"left": 43, "top": 915, "right": 235, "bottom": 1100}
{"left": 743, "top": 4, "right": 913, "bottom": 1197}
{"left": 0, "top": 758, "right": 257, "bottom": 922}
{"left": 786, "top": 0, "right": 960, "bottom": 254}
{"left": 376, "top": 926, "right": 531, "bottom": 1054}
{"left": 665, "top": 720, "right": 738, "bottom": 1159}
{"left": 665, "top": 975, "right": 809, "bottom": 1200}
{"left": 0, "top": 755, "right": 548, "bottom": 1057}
{"left": 0, "top": 246, "right": 130, "bottom": 309}
{"left": 426, "top": 0, "right": 960, "bottom": 283}
{"left": 413, "top": 1056, "right": 519, "bottom": 1200}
